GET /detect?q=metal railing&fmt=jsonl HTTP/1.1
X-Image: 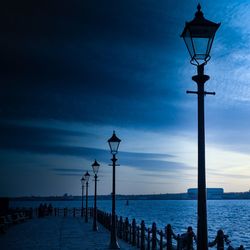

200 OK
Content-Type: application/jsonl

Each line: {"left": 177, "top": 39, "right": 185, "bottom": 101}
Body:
{"left": 35, "top": 207, "right": 244, "bottom": 250}
{"left": 96, "top": 209, "right": 245, "bottom": 250}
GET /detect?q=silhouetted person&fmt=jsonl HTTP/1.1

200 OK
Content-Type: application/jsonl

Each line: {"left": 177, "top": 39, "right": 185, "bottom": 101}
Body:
{"left": 208, "top": 229, "right": 231, "bottom": 249}
{"left": 38, "top": 204, "right": 41, "bottom": 217}
{"left": 48, "top": 203, "right": 53, "bottom": 216}
{"left": 165, "top": 224, "right": 178, "bottom": 249}
{"left": 43, "top": 203, "right": 48, "bottom": 216}
{"left": 235, "top": 246, "right": 245, "bottom": 250}
{"left": 38, "top": 203, "right": 44, "bottom": 217}
{"left": 180, "top": 226, "right": 196, "bottom": 250}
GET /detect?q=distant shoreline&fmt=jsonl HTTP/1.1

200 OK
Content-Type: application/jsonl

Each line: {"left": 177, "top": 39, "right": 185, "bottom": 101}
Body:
{"left": 6, "top": 191, "right": 250, "bottom": 201}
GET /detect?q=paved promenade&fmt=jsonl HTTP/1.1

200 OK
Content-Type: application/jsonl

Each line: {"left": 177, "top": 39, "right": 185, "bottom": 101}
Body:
{"left": 0, "top": 216, "right": 136, "bottom": 250}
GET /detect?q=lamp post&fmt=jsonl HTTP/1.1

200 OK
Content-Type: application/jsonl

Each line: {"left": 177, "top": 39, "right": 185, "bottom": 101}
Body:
{"left": 108, "top": 131, "right": 121, "bottom": 249}
{"left": 92, "top": 159, "right": 100, "bottom": 231}
{"left": 84, "top": 171, "right": 90, "bottom": 223}
{"left": 181, "top": 4, "right": 220, "bottom": 250}
{"left": 81, "top": 176, "right": 85, "bottom": 217}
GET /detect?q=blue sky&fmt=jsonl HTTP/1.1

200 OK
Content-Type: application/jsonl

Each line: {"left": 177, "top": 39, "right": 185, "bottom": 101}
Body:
{"left": 1, "top": 0, "right": 250, "bottom": 196}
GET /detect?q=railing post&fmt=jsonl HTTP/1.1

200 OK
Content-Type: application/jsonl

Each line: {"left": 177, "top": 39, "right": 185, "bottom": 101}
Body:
{"left": 159, "top": 230, "right": 163, "bottom": 250}
{"left": 96, "top": 209, "right": 98, "bottom": 220}
{"left": 104, "top": 212, "right": 107, "bottom": 228}
{"left": 97, "top": 210, "right": 100, "bottom": 222}
{"left": 105, "top": 212, "right": 107, "bottom": 228}
{"left": 104, "top": 213, "right": 107, "bottom": 229}
{"left": 73, "top": 208, "right": 76, "bottom": 217}
{"left": 116, "top": 215, "right": 118, "bottom": 234}
{"left": 137, "top": 226, "right": 140, "bottom": 248}
{"left": 132, "top": 218, "right": 136, "bottom": 246}
{"left": 107, "top": 212, "right": 109, "bottom": 229}
{"left": 176, "top": 235, "right": 181, "bottom": 250}
{"left": 151, "top": 222, "right": 157, "bottom": 250}
{"left": 106, "top": 212, "right": 108, "bottom": 227}
{"left": 141, "top": 220, "right": 145, "bottom": 250}
{"left": 129, "top": 223, "right": 132, "bottom": 243}
{"left": 29, "top": 208, "right": 33, "bottom": 219}
{"left": 109, "top": 213, "right": 112, "bottom": 230}
{"left": 147, "top": 229, "right": 150, "bottom": 250}
{"left": 166, "top": 224, "right": 172, "bottom": 250}
{"left": 118, "top": 216, "right": 123, "bottom": 238}
{"left": 125, "top": 217, "right": 129, "bottom": 242}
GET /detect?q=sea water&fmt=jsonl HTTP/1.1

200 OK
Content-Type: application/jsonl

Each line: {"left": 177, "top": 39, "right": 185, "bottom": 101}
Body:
{"left": 10, "top": 199, "right": 250, "bottom": 248}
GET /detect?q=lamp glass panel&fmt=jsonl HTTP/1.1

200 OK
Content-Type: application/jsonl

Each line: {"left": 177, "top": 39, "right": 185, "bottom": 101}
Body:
{"left": 92, "top": 164, "right": 99, "bottom": 174}
{"left": 192, "top": 37, "right": 210, "bottom": 60}
{"left": 84, "top": 172, "right": 90, "bottom": 182}
{"left": 183, "top": 29, "right": 195, "bottom": 59}
{"left": 109, "top": 141, "right": 120, "bottom": 154}
{"left": 81, "top": 178, "right": 85, "bottom": 186}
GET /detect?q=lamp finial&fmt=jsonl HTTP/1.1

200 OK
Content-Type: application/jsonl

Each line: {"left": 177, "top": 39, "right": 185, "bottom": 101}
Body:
{"left": 197, "top": 3, "right": 201, "bottom": 12}
{"left": 195, "top": 3, "right": 204, "bottom": 19}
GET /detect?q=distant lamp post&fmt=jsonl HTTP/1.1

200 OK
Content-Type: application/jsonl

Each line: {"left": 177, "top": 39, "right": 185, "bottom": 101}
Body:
{"left": 81, "top": 176, "right": 85, "bottom": 217}
{"left": 181, "top": 4, "right": 220, "bottom": 250}
{"left": 84, "top": 171, "right": 90, "bottom": 223}
{"left": 92, "top": 159, "right": 100, "bottom": 231}
{"left": 108, "top": 131, "right": 121, "bottom": 249}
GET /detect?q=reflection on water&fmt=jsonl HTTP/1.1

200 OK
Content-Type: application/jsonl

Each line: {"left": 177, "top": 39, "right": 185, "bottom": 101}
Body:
{"left": 11, "top": 199, "right": 250, "bottom": 248}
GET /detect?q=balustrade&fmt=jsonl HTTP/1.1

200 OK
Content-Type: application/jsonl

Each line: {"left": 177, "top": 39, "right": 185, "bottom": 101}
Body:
{"left": 35, "top": 207, "right": 244, "bottom": 250}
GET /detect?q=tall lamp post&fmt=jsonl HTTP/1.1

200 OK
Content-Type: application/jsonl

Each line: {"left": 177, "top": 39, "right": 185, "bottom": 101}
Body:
{"left": 92, "top": 159, "right": 100, "bottom": 231}
{"left": 84, "top": 171, "right": 90, "bottom": 223}
{"left": 108, "top": 131, "right": 121, "bottom": 249}
{"left": 181, "top": 4, "right": 220, "bottom": 250}
{"left": 81, "top": 176, "right": 85, "bottom": 217}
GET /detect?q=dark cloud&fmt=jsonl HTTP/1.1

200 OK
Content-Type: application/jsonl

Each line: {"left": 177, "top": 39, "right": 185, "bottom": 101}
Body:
{"left": 0, "top": 0, "right": 190, "bottom": 129}
{"left": 55, "top": 173, "right": 83, "bottom": 176}
{"left": 3, "top": 1, "right": 242, "bottom": 195}
{"left": 0, "top": 122, "right": 85, "bottom": 149}
{"left": 52, "top": 168, "right": 85, "bottom": 173}
{"left": 0, "top": 122, "right": 188, "bottom": 172}
{"left": 51, "top": 168, "right": 87, "bottom": 177}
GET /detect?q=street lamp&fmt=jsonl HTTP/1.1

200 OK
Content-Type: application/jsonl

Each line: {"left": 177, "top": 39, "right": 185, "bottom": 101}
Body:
{"left": 108, "top": 131, "right": 121, "bottom": 249}
{"left": 92, "top": 159, "right": 100, "bottom": 231}
{"left": 84, "top": 171, "right": 90, "bottom": 223}
{"left": 81, "top": 176, "right": 85, "bottom": 217}
{"left": 181, "top": 4, "right": 220, "bottom": 250}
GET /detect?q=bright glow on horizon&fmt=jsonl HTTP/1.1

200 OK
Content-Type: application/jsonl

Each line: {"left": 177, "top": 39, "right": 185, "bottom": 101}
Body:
{"left": 1, "top": 119, "right": 250, "bottom": 196}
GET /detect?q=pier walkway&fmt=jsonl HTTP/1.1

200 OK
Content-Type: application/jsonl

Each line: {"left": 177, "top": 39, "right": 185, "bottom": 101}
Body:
{"left": 0, "top": 216, "right": 136, "bottom": 250}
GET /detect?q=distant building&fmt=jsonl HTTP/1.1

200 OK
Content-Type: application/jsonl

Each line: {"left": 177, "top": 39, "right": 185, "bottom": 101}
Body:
{"left": 187, "top": 188, "right": 224, "bottom": 200}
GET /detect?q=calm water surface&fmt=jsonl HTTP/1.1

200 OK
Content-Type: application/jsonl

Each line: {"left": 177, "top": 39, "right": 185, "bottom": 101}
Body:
{"left": 11, "top": 199, "right": 250, "bottom": 248}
